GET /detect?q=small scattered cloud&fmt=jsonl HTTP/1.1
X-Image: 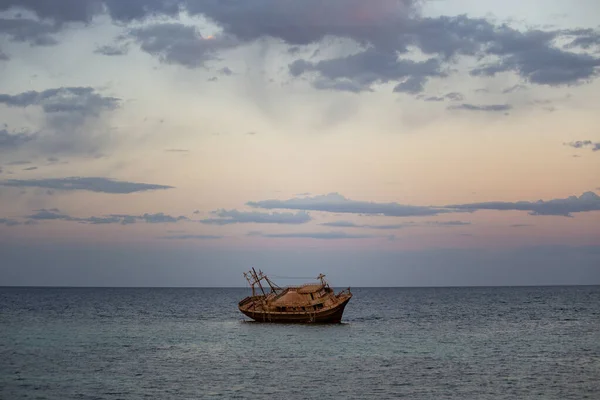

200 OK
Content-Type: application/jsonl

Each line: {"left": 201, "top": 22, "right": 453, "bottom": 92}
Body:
{"left": 140, "top": 213, "right": 188, "bottom": 223}
{"left": 258, "top": 231, "right": 376, "bottom": 240}
{"left": 448, "top": 104, "right": 512, "bottom": 112}
{"left": 393, "top": 76, "right": 428, "bottom": 94}
{"left": 423, "top": 92, "right": 464, "bottom": 102}
{"left": 564, "top": 140, "right": 592, "bottom": 149}
{"left": 160, "top": 234, "right": 222, "bottom": 240}
{"left": 165, "top": 148, "right": 189, "bottom": 153}
{"left": 320, "top": 220, "right": 413, "bottom": 230}
{"left": 427, "top": 221, "right": 471, "bottom": 227}
{"left": 7, "top": 160, "right": 31, "bottom": 165}
{"left": 447, "top": 191, "right": 600, "bottom": 217}
{"left": 23, "top": 166, "right": 38, "bottom": 171}
{"left": 510, "top": 224, "right": 533, "bottom": 228}
{"left": 0, "top": 177, "right": 174, "bottom": 194}
{"left": 200, "top": 210, "right": 311, "bottom": 225}
{"left": 320, "top": 220, "right": 469, "bottom": 229}
{"left": 27, "top": 209, "right": 72, "bottom": 221}
{"left": 564, "top": 140, "right": 600, "bottom": 152}
{"left": 502, "top": 84, "right": 528, "bottom": 94}
{"left": 219, "top": 67, "right": 233, "bottom": 75}
{"left": 0, "top": 218, "right": 20, "bottom": 226}
{"left": 94, "top": 44, "right": 129, "bottom": 56}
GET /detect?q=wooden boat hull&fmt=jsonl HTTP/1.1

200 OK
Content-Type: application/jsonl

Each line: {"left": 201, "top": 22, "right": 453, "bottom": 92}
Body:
{"left": 239, "top": 296, "right": 351, "bottom": 324}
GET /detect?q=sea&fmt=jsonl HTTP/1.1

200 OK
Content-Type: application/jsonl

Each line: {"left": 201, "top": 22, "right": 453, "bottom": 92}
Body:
{"left": 1, "top": 286, "right": 599, "bottom": 399}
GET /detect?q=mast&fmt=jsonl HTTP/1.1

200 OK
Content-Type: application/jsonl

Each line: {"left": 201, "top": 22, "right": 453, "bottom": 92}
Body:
{"left": 252, "top": 267, "right": 267, "bottom": 297}
{"left": 317, "top": 273, "right": 327, "bottom": 287}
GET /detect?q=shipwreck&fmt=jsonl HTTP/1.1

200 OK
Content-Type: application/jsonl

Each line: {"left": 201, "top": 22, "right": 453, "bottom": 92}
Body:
{"left": 238, "top": 268, "right": 352, "bottom": 323}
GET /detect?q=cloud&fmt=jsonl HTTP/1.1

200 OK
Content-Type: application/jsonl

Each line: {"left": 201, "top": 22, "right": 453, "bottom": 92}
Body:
{"left": 320, "top": 220, "right": 412, "bottom": 230}
{"left": 320, "top": 220, "right": 469, "bottom": 229}
{"left": 565, "top": 28, "right": 600, "bottom": 50}
{"left": 160, "top": 234, "right": 222, "bottom": 240}
{"left": 564, "top": 140, "right": 592, "bottom": 149}
{"left": 0, "top": 86, "right": 119, "bottom": 115}
{"left": 510, "top": 224, "right": 533, "bottom": 228}
{"left": 0, "top": 48, "right": 9, "bottom": 61}
{"left": 4, "top": 1, "right": 598, "bottom": 92}
{"left": 427, "top": 221, "right": 471, "bottom": 226}
{"left": 0, "top": 17, "right": 60, "bottom": 46}
{"left": 0, "top": 177, "right": 174, "bottom": 193}
{"left": 447, "top": 191, "right": 600, "bottom": 217}
{"left": 448, "top": 104, "right": 512, "bottom": 112}
{"left": 422, "top": 92, "right": 463, "bottom": 102}
{"left": 0, "top": 0, "right": 182, "bottom": 24}
{"left": 0, "top": 217, "right": 20, "bottom": 226}
{"left": 471, "top": 45, "right": 600, "bottom": 86}
{"left": 94, "top": 44, "right": 129, "bottom": 56}
{"left": 128, "top": 23, "right": 237, "bottom": 68}
{"left": 27, "top": 209, "right": 73, "bottom": 221}
{"left": 200, "top": 209, "right": 311, "bottom": 225}
{"left": 249, "top": 191, "right": 600, "bottom": 219}
{"left": 502, "top": 84, "right": 527, "bottom": 94}
{"left": 564, "top": 140, "right": 600, "bottom": 152}
{"left": 186, "top": 0, "right": 419, "bottom": 47}
{"left": 259, "top": 231, "right": 376, "bottom": 240}
{"left": 393, "top": 76, "right": 428, "bottom": 94}
{"left": 2, "top": 1, "right": 600, "bottom": 87}
{"left": 23, "top": 166, "right": 38, "bottom": 171}
{"left": 413, "top": 15, "right": 600, "bottom": 86}
{"left": 290, "top": 50, "right": 443, "bottom": 93}
{"left": 165, "top": 148, "right": 189, "bottom": 153}
{"left": 0, "top": 1, "right": 97, "bottom": 23}
{"left": 247, "top": 192, "right": 451, "bottom": 217}
{"left": 7, "top": 160, "right": 31, "bottom": 165}
{"left": 191, "top": 4, "right": 600, "bottom": 89}
{"left": 25, "top": 209, "right": 188, "bottom": 225}
{"left": 140, "top": 213, "right": 188, "bottom": 223}
{"left": 0, "top": 86, "right": 121, "bottom": 156}
{"left": 0, "top": 129, "right": 37, "bottom": 150}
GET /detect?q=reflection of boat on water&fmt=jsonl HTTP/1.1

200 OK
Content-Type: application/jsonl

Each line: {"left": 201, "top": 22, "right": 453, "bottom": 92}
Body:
{"left": 238, "top": 268, "right": 352, "bottom": 323}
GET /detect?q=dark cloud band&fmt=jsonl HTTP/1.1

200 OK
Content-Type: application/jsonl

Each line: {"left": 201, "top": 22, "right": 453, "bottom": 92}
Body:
{"left": 0, "top": 177, "right": 174, "bottom": 193}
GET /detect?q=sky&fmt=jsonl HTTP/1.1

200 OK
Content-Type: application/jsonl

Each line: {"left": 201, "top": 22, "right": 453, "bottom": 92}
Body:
{"left": 1, "top": 0, "right": 599, "bottom": 287}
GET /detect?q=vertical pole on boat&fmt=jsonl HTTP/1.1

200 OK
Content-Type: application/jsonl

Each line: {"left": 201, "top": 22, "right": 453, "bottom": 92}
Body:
{"left": 252, "top": 267, "right": 267, "bottom": 297}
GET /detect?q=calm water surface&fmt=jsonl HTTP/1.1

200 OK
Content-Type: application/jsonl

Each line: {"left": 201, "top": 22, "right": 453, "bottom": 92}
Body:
{"left": 1, "top": 286, "right": 599, "bottom": 399}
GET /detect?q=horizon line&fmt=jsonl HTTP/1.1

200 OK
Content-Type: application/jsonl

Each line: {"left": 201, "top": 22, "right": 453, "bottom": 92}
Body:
{"left": 2, "top": 284, "right": 599, "bottom": 289}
